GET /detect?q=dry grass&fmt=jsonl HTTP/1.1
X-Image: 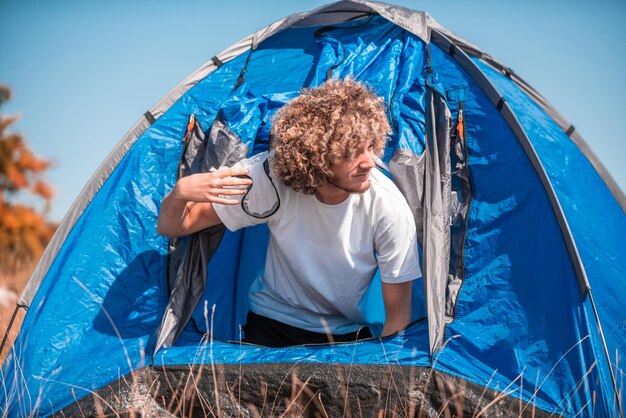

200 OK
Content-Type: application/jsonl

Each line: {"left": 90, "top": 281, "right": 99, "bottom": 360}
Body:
{"left": 54, "top": 356, "right": 558, "bottom": 418}
{"left": 1, "top": 333, "right": 612, "bottom": 417}
{"left": 0, "top": 261, "right": 32, "bottom": 363}
{"left": 44, "top": 321, "right": 569, "bottom": 418}
{"left": 0, "top": 262, "right": 32, "bottom": 294}
{"left": 0, "top": 268, "right": 621, "bottom": 417}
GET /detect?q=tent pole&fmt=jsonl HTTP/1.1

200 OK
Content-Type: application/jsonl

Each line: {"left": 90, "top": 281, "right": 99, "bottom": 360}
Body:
{"left": 0, "top": 304, "right": 20, "bottom": 357}
{"left": 588, "top": 288, "right": 624, "bottom": 418}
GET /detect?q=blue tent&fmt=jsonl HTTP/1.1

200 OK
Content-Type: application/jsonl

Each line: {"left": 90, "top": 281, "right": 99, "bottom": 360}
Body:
{"left": 2, "top": 1, "right": 624, "bottom": 416}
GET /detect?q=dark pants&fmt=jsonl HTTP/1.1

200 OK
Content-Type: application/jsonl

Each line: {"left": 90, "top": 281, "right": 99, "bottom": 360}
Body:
{"left": 243, "top": 311, "right": 372, "bottom": 348}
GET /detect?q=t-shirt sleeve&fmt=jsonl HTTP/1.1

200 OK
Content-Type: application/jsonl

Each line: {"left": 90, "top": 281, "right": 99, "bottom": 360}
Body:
{"left": 213, "top": 152, "right": 280, "bottom": 231}
{"left": 374, "top": 197, "right": 422, "bottom": 284}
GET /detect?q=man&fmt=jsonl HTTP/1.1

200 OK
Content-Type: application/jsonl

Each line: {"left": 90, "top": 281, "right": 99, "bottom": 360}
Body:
{"left": 158, "top": 78, "right": 421, "bottom": 347}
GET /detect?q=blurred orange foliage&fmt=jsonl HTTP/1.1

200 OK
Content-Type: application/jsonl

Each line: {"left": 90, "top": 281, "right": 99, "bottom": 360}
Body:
{"left": 0, "top": 84, "right": 56, "bottom": 275}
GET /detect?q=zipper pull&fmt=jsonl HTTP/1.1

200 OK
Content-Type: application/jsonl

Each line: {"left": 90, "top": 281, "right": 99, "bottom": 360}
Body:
{"left": 456, "top": 101, "right": 465, "bottom": 141}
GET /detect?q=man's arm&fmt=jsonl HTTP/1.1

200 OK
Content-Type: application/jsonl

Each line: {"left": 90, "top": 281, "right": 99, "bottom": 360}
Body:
{"left": 157, "top": 167, "right": 251, "bottom": 238}
{"left": 381, "top": 281, "right": 413, "bottom": 337}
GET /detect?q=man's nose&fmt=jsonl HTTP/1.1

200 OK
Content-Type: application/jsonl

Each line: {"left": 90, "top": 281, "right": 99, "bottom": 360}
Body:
{"left": 359, "top": 150, "right": 376, "bottom": 169}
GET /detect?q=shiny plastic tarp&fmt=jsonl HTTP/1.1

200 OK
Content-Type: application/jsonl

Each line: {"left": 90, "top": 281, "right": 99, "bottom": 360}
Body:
{"left": 2, "top": 5, "right": 623, "bottom": 418}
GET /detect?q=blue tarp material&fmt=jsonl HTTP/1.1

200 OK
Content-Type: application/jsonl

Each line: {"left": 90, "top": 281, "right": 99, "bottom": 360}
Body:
{"left": 2, "top": 7, "right": 624, "bottom": 418}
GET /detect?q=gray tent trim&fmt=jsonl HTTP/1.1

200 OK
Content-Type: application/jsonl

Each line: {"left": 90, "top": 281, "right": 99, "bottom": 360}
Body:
{"left": 422, "top": 88, "right": 452, "bottom": 355}
{"left": 277, "top": 0, "right": 431, "bottom": 43}
{"left": 154, "top": 116, "right": 250, "bottom": 352}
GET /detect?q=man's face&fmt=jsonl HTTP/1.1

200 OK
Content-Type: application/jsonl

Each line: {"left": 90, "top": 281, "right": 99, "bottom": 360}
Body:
{"left": 327, "top": 140, "right": 377, "bottom": 194}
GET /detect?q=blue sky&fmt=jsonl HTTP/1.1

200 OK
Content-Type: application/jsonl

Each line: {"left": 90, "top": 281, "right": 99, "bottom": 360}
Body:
{"left": 1, "top": 0, "right": 625, "bottom": 221}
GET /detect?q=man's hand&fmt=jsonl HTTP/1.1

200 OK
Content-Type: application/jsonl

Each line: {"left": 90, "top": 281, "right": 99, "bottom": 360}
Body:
{"left": 173, "top": 167, "right": 252, "bottom": 205}
{"left": 381, "top": 281, "right": 413, "bottom": 337}
{"left": 157, "top": 168, "right": 252, "bottom": 238}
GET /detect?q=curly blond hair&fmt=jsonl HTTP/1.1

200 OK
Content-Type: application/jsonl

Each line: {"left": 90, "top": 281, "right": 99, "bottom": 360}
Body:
{"left": 271, "top": 78, "right": 391, "bottom": 194}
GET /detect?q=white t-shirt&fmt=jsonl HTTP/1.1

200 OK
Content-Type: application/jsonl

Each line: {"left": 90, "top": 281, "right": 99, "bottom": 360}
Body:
{"left": 214, "top": 152, "right": 421, "bottom": 333}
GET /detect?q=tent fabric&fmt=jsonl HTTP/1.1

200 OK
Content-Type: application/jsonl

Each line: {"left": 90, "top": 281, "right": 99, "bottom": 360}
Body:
{"left": 478, "top": 58, "right": 626, "bottom": 411}
{"left": 429, "top": 29, "right": 591, "bottom": 297}
{"left": 435, "top": 30, "right": 626, "bottom": 213}
{"left": 16, "top": 32, "right": 255, "bottom": 311}
{"left": 3, "top": 2, "right": 624, "bottom": 417}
